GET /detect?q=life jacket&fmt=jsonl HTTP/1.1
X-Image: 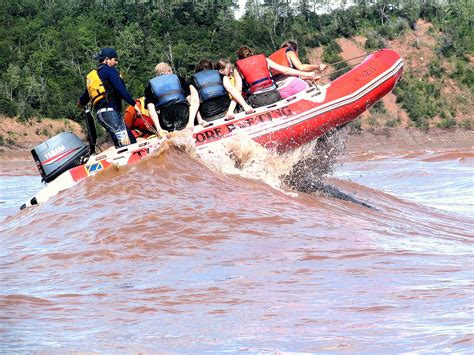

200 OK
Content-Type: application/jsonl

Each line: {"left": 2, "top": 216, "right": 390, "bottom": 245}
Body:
{"left": 192, "top": 70, "right": 227, "bottom": 102}
{"left": 149, "top": 74, "right": 187, "bottom": 108}
{"left": 229, "top": 74, "right": 235, "bottom": 88}
{"left": 86, "top": 66, "right": 106, "bottom": 107}
{"left": 124, "top": 97, "right": 154, "bottom": 136}
{"left": 227, "top": 74, "right": 236, "bottom": 99}
{"left": 269, "top": 47, "right": 293, "bottom": 75}
{"left": 236, "top": 54, "right": 274, "bottom": 94}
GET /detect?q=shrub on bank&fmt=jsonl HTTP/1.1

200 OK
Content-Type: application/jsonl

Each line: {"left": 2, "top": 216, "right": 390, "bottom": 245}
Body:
{"left": 365, "top": 30, "right": 385, "bottom": 50}
{"left": 450, "top": 60, "right": 474, "bottom": 91}
{"left": 459, "top": 119, "right": 472, "bottom": 130}
{"left": 377, "top": 18, "right": 409, "bottom": 40}
{"left": 437, "top": 117, "right": 457, "bottom": 129}
{"left": 394, "top": 75, "right": 437, "bottom": 128}
{"left": 384, "top": 116, "right": 401, "bottom": 128}
{"left": 370, "top": 100, "right": 387, "bottom": 115}
{"left": 0, "top": 96, "right": 17, "bottom": 117}
{"left": 429, "top": 59, "right": 445, "bottom": 78}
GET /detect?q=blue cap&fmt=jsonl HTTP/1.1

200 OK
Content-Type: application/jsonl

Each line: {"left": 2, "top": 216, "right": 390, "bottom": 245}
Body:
{"left": 94, "top": 47, "right": 118, "bottom": 61}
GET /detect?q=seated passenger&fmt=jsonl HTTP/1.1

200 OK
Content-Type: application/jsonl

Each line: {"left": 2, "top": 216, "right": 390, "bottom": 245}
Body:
{"left": 192, "top": 59, "right": 254, "bottom": 122}
{"left": 144, "top": 62, "right": 199, "bottom": 134}
{"left": 234, "top": 46, "right": 320, "bottom": 108}
{"left": 269, "top": 40, "right": 327, "bottom": 98}
{"left": 124, "top": 97, "right": 156, "bottom": 138}
{"left": 215, "top": 59, "right": 254, "bottom": 120}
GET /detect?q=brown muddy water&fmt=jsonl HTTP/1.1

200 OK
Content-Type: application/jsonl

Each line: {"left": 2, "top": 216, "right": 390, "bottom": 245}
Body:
{"left": 1, "top": 130, "right": 473, "bottom": 352}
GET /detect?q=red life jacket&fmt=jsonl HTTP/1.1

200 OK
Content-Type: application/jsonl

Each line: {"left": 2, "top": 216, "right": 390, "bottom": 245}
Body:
{"left": 236, "top": 54, "right": 274, "bottom": 94}
{"left": 269, "top": 47, "right": 293, "bottom": 75}
{"left": 124, "top": 97, "right": 155, "bottom": 137}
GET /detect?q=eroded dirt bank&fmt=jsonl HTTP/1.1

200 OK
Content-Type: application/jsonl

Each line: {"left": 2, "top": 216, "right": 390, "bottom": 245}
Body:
{"left": 345, "top": 128, "right": 473, "bottom": 153}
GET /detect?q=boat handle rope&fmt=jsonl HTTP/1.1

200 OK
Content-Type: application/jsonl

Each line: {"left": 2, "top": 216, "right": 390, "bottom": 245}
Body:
{"left": 325, "top": 52, "right": 371, "bottom": 67}
{"left": 319, "top": 65, "right": 357, "bottom": 79}
{"left": 317, "top": 51, "right": 376, "bottom": 80}
{"left": 141, "top": 115, "right": 169, "bottom": 139}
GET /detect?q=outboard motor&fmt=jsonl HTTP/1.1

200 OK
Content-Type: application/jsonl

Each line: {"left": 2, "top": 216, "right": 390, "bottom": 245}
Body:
{"left": 31, "top": 132, "right": 91, "bottom": 183}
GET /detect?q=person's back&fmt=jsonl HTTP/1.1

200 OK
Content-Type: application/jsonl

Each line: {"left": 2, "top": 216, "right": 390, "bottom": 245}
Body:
{"left": 270, "top": 47, "right": 309, "bottom": 98}
{"left": 144, "top": 62, "right": 199, "bottom": 133}
{"left": 235, "top": 53, "right": 275, "bottom": 95}
{"left": 92, "top": 65, "right": 127, "bottom": 112}
{"left": 234, "top": 46, "right": 281, "bottom": 108}
{"left": 192, "top": 59, "right": 230, "bottom": 122}
{"left": 269, "top": 47, "right": 293, "bottom": 75}
{"left": 270, "top": 40, "right": 327, "bottom": 74}
{"left": 268, "top": 40, "right": 324, "bottom": 98}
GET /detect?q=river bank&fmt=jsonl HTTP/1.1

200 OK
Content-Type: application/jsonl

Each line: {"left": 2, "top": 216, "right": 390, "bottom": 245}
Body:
{"left": 1, "top": 124, "right": 472, "bottom": 161}
{"left": 344, "top": 127, "right": 473, "bottom": 153}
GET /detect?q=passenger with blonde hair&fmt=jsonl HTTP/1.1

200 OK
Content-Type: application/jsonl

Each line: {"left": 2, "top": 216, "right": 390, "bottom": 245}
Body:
{"left": 234, "top": 45, "right": 320, "bottom": 107}
{"left": 269, "top": 40, "right": 327, "bottom": 98}
{"left": 144, "top": 62, "right": 199, "bottom": 134}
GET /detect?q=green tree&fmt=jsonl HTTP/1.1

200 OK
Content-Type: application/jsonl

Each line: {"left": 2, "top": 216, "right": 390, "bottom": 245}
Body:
{"left": 2, "top": 64, "right": 21, "bottom": 100}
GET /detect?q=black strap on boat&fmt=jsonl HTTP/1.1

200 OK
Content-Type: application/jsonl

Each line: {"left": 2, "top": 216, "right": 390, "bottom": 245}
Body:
{"left": 82, "top": 109, "right": 97, "bottom": 155}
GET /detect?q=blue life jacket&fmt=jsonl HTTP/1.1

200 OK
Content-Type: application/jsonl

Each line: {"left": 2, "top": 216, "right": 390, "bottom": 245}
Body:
{"left": 192, "top": 70, "right": 227, "bottom": 102}
{"left": 149, "top": 74, "right": 187, "bottom": 108}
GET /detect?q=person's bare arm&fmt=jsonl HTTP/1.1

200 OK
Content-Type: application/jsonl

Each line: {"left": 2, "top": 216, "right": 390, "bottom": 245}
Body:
{"left": 267, "top": 58, "right": 320, "bottom": 81}
{"left": 187, "top": 85, "right": 200, "bottom": 129}
{"left": 196, "top": 111, "right": 212, "bottom": 127}
{"left": 223, "top": 76, "right": 254, "bottom": 115}
{"left": 287, "top": 51, "right": 326, "bottom": 72}
{"left": 133, "top": 103, "right": 142, "bottom": 117}
{"left": 233, "top": 68, "right": 243, "bottom": 92}
{"left": 147, "top": 103, "right": 161, "bottom": 132}
{"left": 226, "top": 100, "right": 238, "bottom": 118}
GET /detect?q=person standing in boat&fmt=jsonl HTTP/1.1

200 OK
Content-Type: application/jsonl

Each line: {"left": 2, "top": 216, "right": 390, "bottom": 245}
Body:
{"left": 78, "top": 47, "right": 140, "bottom": 148}
{"left": 234, "top": 46, "right": 320, "bottom": 108}
{"left": 269, "top": 40, "right": 327, "bottom": 98}
{"left": 192, "top": 59, "right": 254, "bottom": 123}
{"left": 144, "top": 62, "right": 199, "bottom": 135}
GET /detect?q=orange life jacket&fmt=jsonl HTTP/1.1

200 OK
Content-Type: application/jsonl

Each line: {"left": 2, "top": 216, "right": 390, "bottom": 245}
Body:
{"left": 269, "top": 47, "right": 293, "bottom": 75}
{"left": 124, "top": 97, "right": 154, "bottom": 137}
{"left": 236, "top": 54, "right": 274, "bottom": 94}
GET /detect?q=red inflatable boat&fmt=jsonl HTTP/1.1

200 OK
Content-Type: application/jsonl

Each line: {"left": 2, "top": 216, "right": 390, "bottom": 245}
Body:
{"left": 21, "top": 49, "right": 404, "bottom": 209}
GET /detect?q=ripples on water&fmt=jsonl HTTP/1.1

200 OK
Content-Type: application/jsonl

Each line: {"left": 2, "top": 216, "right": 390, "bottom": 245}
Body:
{"left": 1, "top": 130, "right": 473, "bottom": 352}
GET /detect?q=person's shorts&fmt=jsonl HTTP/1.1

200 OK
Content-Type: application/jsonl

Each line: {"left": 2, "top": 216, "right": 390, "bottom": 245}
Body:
{"left": 159, "top": 103, "right": 190, "bottom": 131}
{"left": 277, "top": 77, "right": 309, "bottom": 98}
{"left": 247, "top": 89, "right": 281, "bottom": 108}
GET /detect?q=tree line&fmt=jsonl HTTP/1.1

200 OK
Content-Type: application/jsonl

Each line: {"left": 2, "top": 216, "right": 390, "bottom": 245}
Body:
{"left": 0, "top": 0, "right": 472, "bottom": 127}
